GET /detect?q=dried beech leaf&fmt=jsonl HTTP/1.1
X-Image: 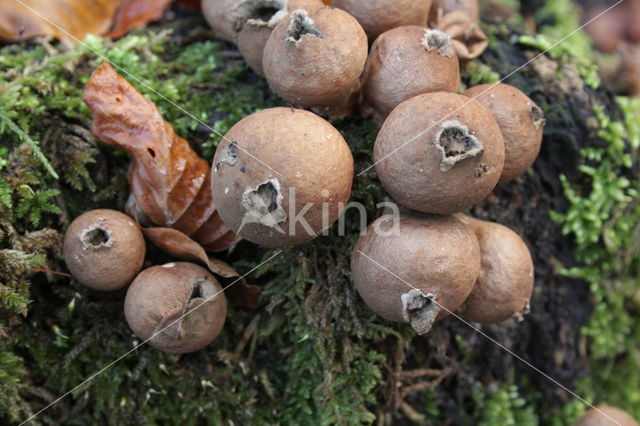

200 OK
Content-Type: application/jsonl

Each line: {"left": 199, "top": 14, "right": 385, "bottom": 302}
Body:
{"left": 143, "top": 227, "right": 262, "bottom": 309}
{"left": 435, "top": 11, "right": 488, "bottom": 61}
{"left": 142, "top": 227, "right": 238, "bottom": 277}
{"left": 0, "top": 0, "right": 118, "bottom": 45}
{"left": 107, "top": 0, "right": 173, "bottom": 39}
{"left": 0, "top": 0, "right": 172, "bottom": 45}
{"left": 84, "top": 62, "right": 240, "bottom": 251}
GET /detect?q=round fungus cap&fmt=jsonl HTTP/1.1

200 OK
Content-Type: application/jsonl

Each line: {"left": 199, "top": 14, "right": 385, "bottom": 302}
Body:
{"left": 230, "top": 0, "right": 324, "bottom": 76}
{"left": 63, "top": 209, "right": 145, "bottom": 291}
{"left": 455, "top": 215, "right": 534, "bottom": 324}
{"left": 373, "top": 91, "right": 505, "bottom": 214}
{"left": 124, "top": 262, "right": 227, "bottom": 354}
{"left": 262, "top": 6, "right": 368, "bottom": 111}
{"left": 463, "top": 83, "right": 545, "bottom": 183}
{"left": 573, "top": 405, "right": 638, "bottom": 426}
{"left": 351, "top": 213, "right": 480, "bottom": 334}
{"left": 333, "top": 0, "right": 433, "bottom": 41}
{"left": 363, "top": 26, "right": 460, "bottom": 123}
{"left": 211, "top": 107, "right": 354, "bottom": 247}
{"left": 202, "top": 0, "right": 243, "bottom": 42}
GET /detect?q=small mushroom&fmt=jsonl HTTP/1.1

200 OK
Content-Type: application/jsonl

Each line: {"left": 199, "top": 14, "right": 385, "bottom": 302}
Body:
{"left": 262, "top": 7, "right": 368, "bottom": 114}
{"left": 373, "top": 91, "right": 505, "bottom": 214}
{"left": 463, "top": 83, "right": 545, "bottom": 183}
{"left": 574, "top": 405, "right": 638, "bottom": 426}
{"left": 211, "top": 107, "right": 354, "bottom": 247}
{"left": 63, "top": 209, "right": 145, "bottom": 291}
{"left": 351, "top": 213, "right": 480, "bottom": 334}
{"left": 455, "top": 215, "right": 534, "bottom": 324}
{"left": 124, "top": 262, "right": 227, "bottom": 354}
{"left": 202, "top": 0, "right": 242, "bottom": 42}
{"left": 231, "top": 0, "right": 324, "bottom": 76}
{"left": 362, "top": 26, "right": 460, "bottom": 124}
{"left": 333, "top": 0, "right": 432, "bottom": 41}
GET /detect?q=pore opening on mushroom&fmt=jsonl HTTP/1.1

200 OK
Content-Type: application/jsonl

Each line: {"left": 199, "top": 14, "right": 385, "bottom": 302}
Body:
{"left": 435, "top": 121, "right": 484, "bottom": 172}
{"left": 241, "top": 178, "right": 287, "bottom": 229}
{"left": 421, "top": 29, "right": 455, "bottom": 58}
{"left": 530, "top": 104, "right": 546, "bottom": 130}
{"left": 233, "top": 0, "right": 287, "bottom": 30}
{"left": 220, "top": 141, "right": 239, "bottom": 166}
{"left": 80, "top": 222, "right": 113, "bottom": 249}
{"left": 400, "top": 289, "right": 441, "bottom": 335}
{"left": 188, "top": 278, "right": 216, "bottom": 308}
{"left": 286, "top": 9, "right": 323, "bottom": 44}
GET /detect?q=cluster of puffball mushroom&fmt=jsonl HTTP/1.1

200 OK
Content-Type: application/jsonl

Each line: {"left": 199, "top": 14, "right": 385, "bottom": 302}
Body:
{"left": 62, "top": 0, "right": 544, "bottom": 355}
{"left": 203, "top": 0, "right": 544, "bottom": 334}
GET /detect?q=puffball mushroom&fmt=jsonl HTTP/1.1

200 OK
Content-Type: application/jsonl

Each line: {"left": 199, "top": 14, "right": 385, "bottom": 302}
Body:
{"left": 124, "top": 262, "right": 227, "bottom": 354}
{"left": 231, "top": 0, "right": 324, "bottom": 76}
{"left": 333, "top": 0, "right": 432, "bottom": 41}
{"left": 574, "top": 405, "right": 639, "bottom": 426}
{"left": 63, "top": 209, "right": 145, "bottom": 291}
{"left": 455, "top": 215, "right": 534, "bottom": 324}
{"left": 373, "top": 92, "right": 505, "bottom": 214}
{"left": 262, "top": 7, "right": 368, "bottom": 113}
{"left": 351, "top": 213, "right": 481, "bottom": 334}
{"left": 202, "top": 0, "right": 242, "bottom": 42}
{"left": 362, "top": 26, "right": 460, "bottom": 123}
{"left": 464, "top": 83, "right": 545, "bottom": 183}
{"left": 211, "top": 107, "right": 354, "bottom": 247}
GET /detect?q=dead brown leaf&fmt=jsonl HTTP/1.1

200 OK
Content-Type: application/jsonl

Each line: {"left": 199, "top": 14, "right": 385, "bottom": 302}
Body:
{"left": 83, "top": 62, "right": 240, "bottom": 251}
{"left": 0, "top": 0, "right": 172, "bottom": 45}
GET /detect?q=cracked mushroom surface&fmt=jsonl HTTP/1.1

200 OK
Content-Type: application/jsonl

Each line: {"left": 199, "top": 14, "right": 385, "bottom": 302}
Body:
{"left": 464, "top": 83, "right": 545, "bottom": 183}
{"left": 373, "top": 91, "right": 505, "bottom": 214}
{"left": 455, "top": 215, "right": 534, "bottom": 324}
{"left": 262, "top": 7, "right": 368, "bottom": 113}
{"left": 333, "top": 0, "right": 433, "bottom": 41}
{"left": 211, "top": 107, "right": 354, "bottom": 247}
{"left": 63, "top": 209, "right": 145, "bottom": 291}
{"left": 230, "top": 0, "right": 324, "bottom": 76}
{"left": 351, "top": 213, "right": 480, "bottom": 335}
{"left": 124, "top": 262, "right": 227, "bottom": 354}
{"left": 362, "top": 26, "right": 460, "bottom": 123}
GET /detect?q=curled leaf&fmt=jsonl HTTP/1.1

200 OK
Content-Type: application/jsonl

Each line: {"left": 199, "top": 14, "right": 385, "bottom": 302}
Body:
{"left": 143, "top": 227, "right": 261, "bottom": 309}
{"left": 434, "top": 11, "right": 488, "bottom": 61}
{"left": 107, "top": 0, "right": 173, "bottom": 39}
{"left": 84, "top": 62, "right": 240, "bottom": 252}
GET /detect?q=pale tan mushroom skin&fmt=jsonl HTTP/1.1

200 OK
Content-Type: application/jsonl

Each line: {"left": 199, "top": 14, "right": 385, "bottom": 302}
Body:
{"left": 374, "top": 92, "right": 505, "bottom": 214}
{"left": 124, "top": 262, "right": 227, "bottom": 354}
{"left": 63, "top": 209, "right": 145, "bottom": 291}
{"left": 351, "top": 213, "right": 480, "bottom": 334}
{"left": 363, "top": 26, "right": 460, "bottom": 124}
{"left": 334, "top": 0, "right": 432, "bottom": 41}
{"left": 211, "top": 108, "right": 354, "bottom": 247}
{"left": 464, "top": 83, "right": 545, "bottom": 183}
{"left": 262, "top": 7, "right": 368, "bottom": 108}
{"left": 574, "top": 405, "right": 638, "bottom": 426}
{"left": 202, "top": 0, "right": 242, "bottom": 42}
{"left": 456, "top": 215, "right": 534, "bottom": 324}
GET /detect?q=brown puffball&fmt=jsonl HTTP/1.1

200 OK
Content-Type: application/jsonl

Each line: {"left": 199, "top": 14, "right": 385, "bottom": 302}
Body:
{"left": 202, "top": 0, "right": 242, "bottom": 42}
{"left": 574, "top": 405, "right": 638, "bottom": 426}
{"left": 262, "top": 7, "right": 368, "bottom": 112}
{"left": 63, "top": 209, "right": 145, "bottom": 291}
{"left": 351, "top": 213, "right": 480, "bottom": 334}
{"left": 455, "top": 215, "right": 534, "bottom": 324}
{"left": 124, "top": 262, "right": 227, "bottom": 354}
{"left": 231, "top": 0, "right": 324, "bottom": 76}
{"left": 464, "top": 83, "right": 545, "bottom": 183}
{"left": 363, "top": 26, "right": 460, "bottom": 123}
{"left": 374, "top": 92, "right": 505, "bottom": 214}
{"left": 333, "top": 0, "right": 432, "bottom": 41}
{"left": 211, "top": 107, "right": 354, "bottom": 247}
